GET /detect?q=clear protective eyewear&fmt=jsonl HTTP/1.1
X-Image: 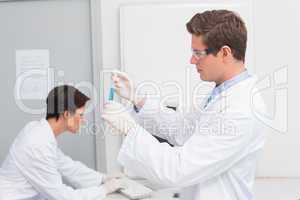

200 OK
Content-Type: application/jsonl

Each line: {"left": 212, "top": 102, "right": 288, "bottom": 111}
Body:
{"left": 191, "top": 47, "right": 214, "bottom": 59}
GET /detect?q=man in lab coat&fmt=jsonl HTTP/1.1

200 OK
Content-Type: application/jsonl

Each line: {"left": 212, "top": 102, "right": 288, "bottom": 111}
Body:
{"left": 0, "top": 85, "right": 125, "bottom": 200}
{"left": 102, "top": 10, "right": 267, "bottom": 200}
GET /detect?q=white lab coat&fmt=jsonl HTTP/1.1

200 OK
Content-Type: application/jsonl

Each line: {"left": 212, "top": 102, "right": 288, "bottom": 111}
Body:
{"left": 0, "top": 119, "right": 106, "bottom": 200}
{"left": 118, "top": 76, "right": 266, "bottom": 200}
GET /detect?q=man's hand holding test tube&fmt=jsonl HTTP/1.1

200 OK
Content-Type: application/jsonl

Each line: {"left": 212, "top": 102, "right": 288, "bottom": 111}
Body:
{"left": 103, "top": 70, "right": 146, "bottom": 135}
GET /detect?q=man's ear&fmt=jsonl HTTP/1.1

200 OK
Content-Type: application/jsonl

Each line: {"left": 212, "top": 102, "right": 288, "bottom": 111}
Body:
{"left": 221, "top": 45, "right": 232, "bottom": 57}
{"left": 63, "top": 111, "right": 69, "bottom": 119}
{"left": 220, "top": 45, "right": 233, "bottom": 62}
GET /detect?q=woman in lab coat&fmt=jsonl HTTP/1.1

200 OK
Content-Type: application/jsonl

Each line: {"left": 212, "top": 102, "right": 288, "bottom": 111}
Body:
{"left": 0, "top": 85, "right": 125, "bottom": 200}
{"left": 102, "top": 10, "right": 267, "bottom": 200}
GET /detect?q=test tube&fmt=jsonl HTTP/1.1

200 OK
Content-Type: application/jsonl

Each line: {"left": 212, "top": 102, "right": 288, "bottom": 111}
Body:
{"left": 108, "top": 86, "right": 114, "bottom": 101}
{"left": 108, "top": 73, "right": 115, "bottom": 101}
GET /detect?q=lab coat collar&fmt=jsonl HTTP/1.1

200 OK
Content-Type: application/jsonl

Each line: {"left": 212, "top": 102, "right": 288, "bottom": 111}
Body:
{"left": 204, "top": 74, "right": 257, "bottom": 110}
{"left": 210, "top": 70, "right": 251, "bottom": 102}
{"left": 40, "top": 118, "right": 57, "bottom": 144}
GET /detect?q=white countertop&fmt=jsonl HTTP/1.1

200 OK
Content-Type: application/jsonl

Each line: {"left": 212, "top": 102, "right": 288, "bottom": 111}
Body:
{"left": 105, "top": 178, "right": 300, "bottom": 200}
{"left": 105, "top": 190, "right": 176, "bottom": 200}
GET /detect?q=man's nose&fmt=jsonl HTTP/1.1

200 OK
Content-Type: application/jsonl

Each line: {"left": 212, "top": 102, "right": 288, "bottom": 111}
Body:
{"left": 190, "top": 55, "right": 198, "bottom": 64}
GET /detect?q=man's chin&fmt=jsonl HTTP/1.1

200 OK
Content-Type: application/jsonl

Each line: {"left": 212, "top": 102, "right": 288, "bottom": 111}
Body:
{"left": 199, "top": 75, "right": 212, "bottom": 83}
{"left": 199, "top": 73, "right": 205, "bottom": 81}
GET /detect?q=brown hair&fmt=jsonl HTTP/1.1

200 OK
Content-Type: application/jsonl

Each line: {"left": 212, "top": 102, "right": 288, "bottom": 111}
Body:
{"left": 186, "top": 10, "right": 247, "bottom": 62}
{"left": 46, "top": 85, "right": 90, "bottom": 120}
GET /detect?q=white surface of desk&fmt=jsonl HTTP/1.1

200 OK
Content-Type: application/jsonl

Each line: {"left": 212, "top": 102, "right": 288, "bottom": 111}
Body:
{"left": 105, "top": 190, "right": 175, "bottom": 200}
{"left": 105, "top": 178, "right": 300, "bottom": 199}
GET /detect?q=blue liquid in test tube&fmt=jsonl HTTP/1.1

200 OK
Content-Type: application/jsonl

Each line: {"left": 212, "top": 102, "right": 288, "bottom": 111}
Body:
{"left": 108, "top": 87, "right": 114, "bottom": 101}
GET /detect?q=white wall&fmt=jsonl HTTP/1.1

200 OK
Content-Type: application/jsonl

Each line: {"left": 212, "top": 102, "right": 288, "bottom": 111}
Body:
{"left": 252, "top": 0, "right": 299, "bottom": 177}
{"left": 99, "top": 0, "right": 300, "bottom": 177}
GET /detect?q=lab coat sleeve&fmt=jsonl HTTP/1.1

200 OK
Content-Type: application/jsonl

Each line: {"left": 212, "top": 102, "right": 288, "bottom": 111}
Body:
{"left": 130, "top": 98, "right": 197, "bottom": 146}
{"left": 118, "top": 111, "right": 255, "bottom": 188}
{"left": 12, "top": 144, "right": 106, "bottom": 200}
{"left": 56, "top": 149, "right": 104, "bottom": 188}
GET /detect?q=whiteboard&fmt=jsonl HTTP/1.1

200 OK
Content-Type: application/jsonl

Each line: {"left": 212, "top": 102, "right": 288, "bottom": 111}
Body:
{"left": 120, "top": 2, "right": 254, "bottom": 111}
